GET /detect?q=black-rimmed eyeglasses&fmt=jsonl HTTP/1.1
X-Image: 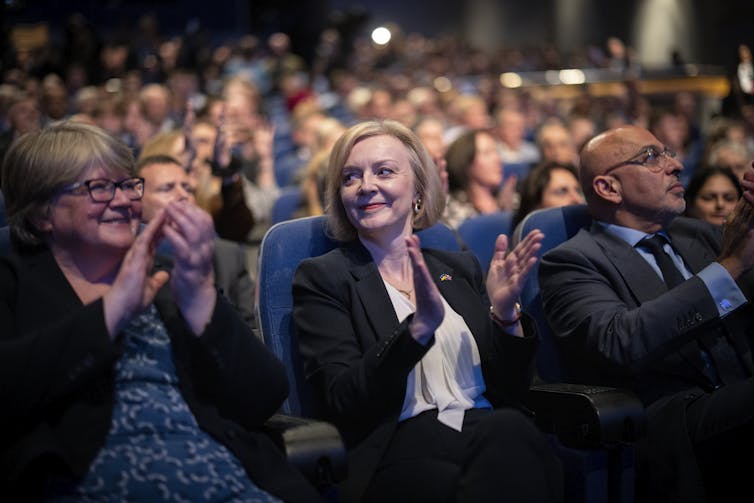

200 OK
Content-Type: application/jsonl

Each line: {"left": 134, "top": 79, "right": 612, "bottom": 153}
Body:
{"left": 604, "top": 146, "right": 678, "bottom": 174}
{"left": 56, "top": 177, "right": 145, "bottom": 202}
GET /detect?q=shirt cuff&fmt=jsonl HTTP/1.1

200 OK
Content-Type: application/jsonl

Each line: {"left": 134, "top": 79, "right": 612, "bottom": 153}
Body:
{"left": 698, "top": 262, "right": 748, "bottom": 317}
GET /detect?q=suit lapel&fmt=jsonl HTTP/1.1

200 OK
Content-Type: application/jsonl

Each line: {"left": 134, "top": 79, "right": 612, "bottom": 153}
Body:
{"left": 668, "top": 226, "right": 717, "bottom": 274}
{"left": 590, "top": 224, "right": 668, "bottom": 303}
{"left": 344, "top": 242, "right": 482, "bottom": 346}
{"left": 424, "top": 252, "right": 487, "bottom": 341}
{"left": 344, "top": 242, "right": 401, "bottom": 343}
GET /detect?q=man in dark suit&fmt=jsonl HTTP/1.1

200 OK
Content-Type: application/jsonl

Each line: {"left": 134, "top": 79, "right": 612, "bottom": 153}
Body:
{"left": 137, "top": 155, "right": 257, "bottom": 333}
{"left": 539, "top": 125, "right": 754, "bottom": 502}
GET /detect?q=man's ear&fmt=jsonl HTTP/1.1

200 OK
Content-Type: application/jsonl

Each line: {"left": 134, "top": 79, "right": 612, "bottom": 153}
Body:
{"left": 593, "top": 175, "right": 622, "bottom": 204}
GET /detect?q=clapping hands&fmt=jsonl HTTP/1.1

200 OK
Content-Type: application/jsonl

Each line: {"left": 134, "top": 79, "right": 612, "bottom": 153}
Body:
{"left": 719, "top": 165, "right": 754, "bottom": 277}
{"left": 486, "top": 229, "right": 543, "bottom": 331}
{"left": 103, "top": 200, "right": 217, "bottom": 338}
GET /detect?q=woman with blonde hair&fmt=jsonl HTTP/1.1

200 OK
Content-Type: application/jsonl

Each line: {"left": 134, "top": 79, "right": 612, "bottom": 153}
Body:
{"left": 293, "top": 119, "right": 562, "bottom": 502}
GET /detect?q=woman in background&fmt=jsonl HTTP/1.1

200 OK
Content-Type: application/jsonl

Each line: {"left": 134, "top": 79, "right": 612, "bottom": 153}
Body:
{"left": 443, "top": 129, "right": 518, "bottom": 228}
{"left": 684, "top": 165, "right": 743, "bottom": 226}
{"left": 513, "top": 161, "right": 584, "bottom": 229}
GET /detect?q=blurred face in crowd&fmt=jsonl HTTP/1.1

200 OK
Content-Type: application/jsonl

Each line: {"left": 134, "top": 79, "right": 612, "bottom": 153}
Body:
{"left": 469, "top": 131, "right": 502, "bottom": 190}
{"left": 539, "top": 123, "right": 577, "bottom": 165}
{"left": 9, "top": 97, "right": 41, "bottom": 134}
{"left": 687, "top": 173, "right": 739, "bottom": 226}
{"left": 714, "top": 146, "right": 750, "bottom": 182}
{"left": 139, "top": 161, "right": 196, "bottom": 222}
{"left": 540, "top": 168, "right": 585, "bottom": 209}
{"left": 191, "top": 121, "right": 218, "bottom": 167}
{"left": 464, "top": 100, "right": 491, "bottom": 129}
{"left": 415, "top": 118, "right": 446, "bottom": 162}
{"left": 496, "top": 109, "right": 527, "bottom": 148}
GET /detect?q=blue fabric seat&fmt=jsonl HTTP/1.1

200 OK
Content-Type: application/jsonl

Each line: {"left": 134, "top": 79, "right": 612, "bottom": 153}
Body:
{"left": 271, "top": 186, "right": 304, "bottom": 225}
{"left": 456, "top": 211, "right": 513, "bottom": 274}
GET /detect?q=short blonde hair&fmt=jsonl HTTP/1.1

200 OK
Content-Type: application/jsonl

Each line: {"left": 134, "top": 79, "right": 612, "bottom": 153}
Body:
{"left": 2, "top": 120, "right": 135, "bottom": 250}
{"left": 324, "top": 119, "right": 444, "bottom": 242}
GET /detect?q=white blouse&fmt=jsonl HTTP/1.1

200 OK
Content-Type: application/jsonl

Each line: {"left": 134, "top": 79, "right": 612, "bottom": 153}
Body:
{"left": 384, "top": 281, "right": 492, "bottom": 432}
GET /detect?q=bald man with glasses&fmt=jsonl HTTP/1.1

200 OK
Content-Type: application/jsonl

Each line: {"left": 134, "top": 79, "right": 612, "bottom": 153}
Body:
{"left": 539, "top": 125, "right": 754, "bottom": 503}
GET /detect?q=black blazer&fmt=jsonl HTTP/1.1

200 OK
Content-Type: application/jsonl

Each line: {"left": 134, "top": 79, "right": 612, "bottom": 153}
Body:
{"left": 292, "top": 240, "right": 538, "bottom": 502}
{"left": 539, "top": 216, "right": 754, "bottom": 501}
{"left": 0, "top": 249, "right": 322, "bottom": 503}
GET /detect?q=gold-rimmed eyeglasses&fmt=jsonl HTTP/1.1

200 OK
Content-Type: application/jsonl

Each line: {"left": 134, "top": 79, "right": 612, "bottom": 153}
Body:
{"left": 603, "top": 146, "right": 677, "bottom": 174}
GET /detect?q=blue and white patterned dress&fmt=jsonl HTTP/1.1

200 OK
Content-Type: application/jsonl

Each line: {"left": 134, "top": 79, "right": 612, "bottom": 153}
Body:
{"left": 55, "top": 304, "right": 282, "bottom": 502}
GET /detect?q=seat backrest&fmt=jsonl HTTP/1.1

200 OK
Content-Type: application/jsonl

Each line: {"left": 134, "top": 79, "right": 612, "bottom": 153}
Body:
{"left": 512, "top": 204, "right": 592, "bottom": 382}
{"left": 502, "top": 161, "right": 532, "bottom": 183}
{"left": 271, "top": 186, "right": 304, "bottom": 225}
{"left": 255, "top": 216, "right": 461, "bottom": 416}
{"left": 456, "top": 211, "right": 513, "bottom": 273}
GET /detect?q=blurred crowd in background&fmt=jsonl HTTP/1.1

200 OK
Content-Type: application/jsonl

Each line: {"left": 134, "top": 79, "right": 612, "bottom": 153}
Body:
{"left": 2, "top": 8, "right": 753, "bottom": 252}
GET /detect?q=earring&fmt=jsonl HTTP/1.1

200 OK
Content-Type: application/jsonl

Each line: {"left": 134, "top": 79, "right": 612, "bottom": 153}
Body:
{"left": 413, "top": 197, "right": 422, "bottom": 215}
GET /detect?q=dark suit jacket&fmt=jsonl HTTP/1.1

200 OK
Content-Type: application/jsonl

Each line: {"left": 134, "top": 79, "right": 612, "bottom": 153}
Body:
{"left": 292, "top": 240, "right": 538, "bottom": 502}
{"left": 539, "top": 216, "right": 754, "bottom": 501}
{"left": 0, "top": 249, "right": 321, "bottom": 503}
{"left": 212, "top": 239, "right": 254, "bottom": 333}
{"left": 157, "top": 236, "right": 257, "bottom": 333}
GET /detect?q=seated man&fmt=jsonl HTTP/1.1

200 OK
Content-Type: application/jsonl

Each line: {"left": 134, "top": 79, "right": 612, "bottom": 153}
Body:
{"left": 539, "top": 125, "right": 754, "bottom": 502}
{"left": 138, "top": 155, "right": 257, "bottom": 333}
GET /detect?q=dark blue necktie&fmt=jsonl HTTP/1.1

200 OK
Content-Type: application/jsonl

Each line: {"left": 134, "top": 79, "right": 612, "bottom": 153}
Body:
{"left": 638, "top": 235, "right": 685, "bottom": 288}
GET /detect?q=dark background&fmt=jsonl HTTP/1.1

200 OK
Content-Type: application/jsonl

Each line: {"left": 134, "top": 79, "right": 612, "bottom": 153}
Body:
{"left": 3, "top": 0, "right": 754, "bottom": 73}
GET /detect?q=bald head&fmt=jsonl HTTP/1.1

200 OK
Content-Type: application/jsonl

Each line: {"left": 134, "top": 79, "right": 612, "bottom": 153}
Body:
{"left": 579, "top": 125, "right": 662, "bottom": 203}
{"left": 579, "top": 125, "right": 686, "bottom": 231}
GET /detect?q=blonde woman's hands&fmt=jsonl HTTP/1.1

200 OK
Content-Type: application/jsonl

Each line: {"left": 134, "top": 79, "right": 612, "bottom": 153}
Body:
{"left": 486, "top": 229, "right": 543, "bottom": 334}
{"left": 406, "top": 234, "right": 444, "bottom": 345}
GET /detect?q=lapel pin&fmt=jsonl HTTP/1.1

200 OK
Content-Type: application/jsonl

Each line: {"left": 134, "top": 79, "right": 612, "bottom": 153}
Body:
{"left": 439, "top": 273, "right": 452, "bottom": 282}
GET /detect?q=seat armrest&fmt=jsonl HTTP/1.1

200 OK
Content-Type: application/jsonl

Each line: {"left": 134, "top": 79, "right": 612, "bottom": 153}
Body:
{"left": 263, "top": 413, "right": 347, "bottom": 488}
{"left": 525, "top": 383, "right": 646, "bottom": 449}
